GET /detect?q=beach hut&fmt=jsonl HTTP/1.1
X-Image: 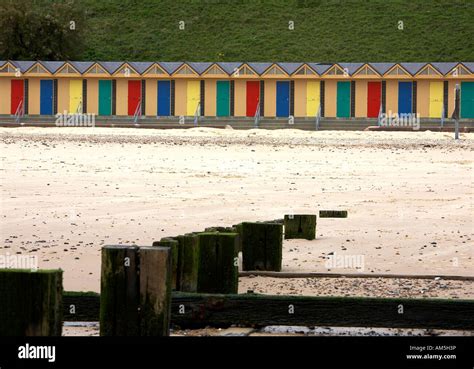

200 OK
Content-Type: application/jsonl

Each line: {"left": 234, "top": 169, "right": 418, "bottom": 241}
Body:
{"left": 0, "top": 60, "right": 473, "bottom": 120}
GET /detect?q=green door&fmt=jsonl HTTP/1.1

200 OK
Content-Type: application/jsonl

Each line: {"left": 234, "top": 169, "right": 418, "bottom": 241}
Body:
{"left": 99, "top": 80, "right": 112, "bottom": 116}
{"left": 336, "top": 81, "right": 350, "bottom": 118}
{"left": 216, "top": 81, "right": 230, "bottom": 117}
{"left": 461, "top": 82, "right": 474, "bottom": 118}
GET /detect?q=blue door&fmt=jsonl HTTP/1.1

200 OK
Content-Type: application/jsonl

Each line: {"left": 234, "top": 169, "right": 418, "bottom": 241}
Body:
{"left": 40, "top": 80, "right": 53, "bottom": 115}
{"left": 276, "top": 81, "right": 290, "bottom": 117}
{"left": 398, "top": 82, "right": 412, "bottom": 115}
{"left": 157, "top": 81, "right": 171, "bottom": 116}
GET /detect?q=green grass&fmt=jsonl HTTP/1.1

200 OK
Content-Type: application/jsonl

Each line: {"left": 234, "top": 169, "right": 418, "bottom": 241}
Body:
{"left": 73, "top": 0, "right": 474, "bottom": 61}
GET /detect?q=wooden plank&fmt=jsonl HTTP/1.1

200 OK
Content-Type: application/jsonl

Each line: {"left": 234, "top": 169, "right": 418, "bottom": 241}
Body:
{"left": 62, "top": 292, "right": 474, "bottom": 330}
{"left": 172, "top": 293, "right": 474, "bottom": 330}
{"left": 0, "top": 269, "right": 63, "bottom": 336}
{"left": 204, "top": 226, "right": 236, "bottom": 233}
{"left": 319, "top": 210, "right": 348, "bottom": 218}
{"left": 63, "top": 291, "right": 99, "bottom": 321}
{"left": 239, "top": 271, "right": 474, "bottom": 281}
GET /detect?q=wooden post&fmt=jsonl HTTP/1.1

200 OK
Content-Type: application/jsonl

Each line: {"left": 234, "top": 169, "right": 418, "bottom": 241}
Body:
{"left": 453, "top": 84, "right": 460, "bottom": 140}
{"left": 197, "top": 232, "right": 239, "bottom": 293}
{"left": 0, "top": 269, "right": 63, "bottom": 336}
{"left": 176, "top": 234, "right": 200, "bottom": 292}
{"left": 204, "top": 227, "right": 240, "bottom": 253}
{"left": 139, "top": 247, "right": 172, "bottom": 336}
{"left": 153, "top": 238, "right": 179, "bottom": 290}
{"left": 233, "top": 223, "right": 243, "bottom": 252}
{"left": 100, "top": 245, "right": 172, "bottom": 336}
{"left": 241, "top": 222, "right": 283, "bottom": 271}
{"left": 100, "top": 245, "right": 140, "bottom": 336}
{"left": 284, "top": 214, "right": 316, "bottom": 240}
{"left": 163, "top": 236, "right": 184, "bottom": 291}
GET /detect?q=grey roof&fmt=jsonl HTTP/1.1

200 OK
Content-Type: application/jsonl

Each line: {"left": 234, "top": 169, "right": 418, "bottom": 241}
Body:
{"left": 157, "top": 62, "right": 183, "bottom": 74}
{"left": 128, "top": 62, "right": 154, "bottom": 74}
{"left": 40, "top": 61, "right": 66, "bottom": 73}
{"left": 308, "top": 63, "right": 332, "bottom": 75}
{"left": 2, "top": 61, "right": 473, "bottom": 76}
{"left": 369, "top": 63, "right": 395, "bottom": 75}
{"left": 339, "top": 63, "right": 365, "bottom": 75}
{"left": 11, "top": 61, "right": 36, "bottom": 72}
{"left": 462, "top": 62, "right": 474, "bottom": 73}
{"left": 187, "top": 62, "right": 213, "bottom": 74}
{"left": 277, "top": 62, "right": 303, "bottom": 74}
{"left": 217, "top": 62, "right": 242, "bottom": 74}
{"left": 431, "top": 62, "right": 457, "bottom": 75}
{"left": 70, "top": 61, "right": 95, "bottom": 73}
{"left": 247, "top": 62, "right": 273, "bottom": 74}
{"left": 400, "top": 62, "right": 427, "bottom": 75}
{"left": 98, "top": 61, "right": 124, "bottom": 74}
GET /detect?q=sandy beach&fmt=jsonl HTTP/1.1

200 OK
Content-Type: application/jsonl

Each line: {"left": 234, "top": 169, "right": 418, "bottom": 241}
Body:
{"left": 0, "top": 127, "right": 473, "bottom": 294}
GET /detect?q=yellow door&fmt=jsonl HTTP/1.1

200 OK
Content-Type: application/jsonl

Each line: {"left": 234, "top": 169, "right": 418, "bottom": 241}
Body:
{"left": 429, "top": 82, "right": 443, "bottom": 118}
{"left": 306, "top": 81, "right": 320, "bottom": 117}
{"left": 186, "top": 81, "right": 200, "bottom": 116}
{"left": 69, "top": 80, "right": 82, "bottom": 113}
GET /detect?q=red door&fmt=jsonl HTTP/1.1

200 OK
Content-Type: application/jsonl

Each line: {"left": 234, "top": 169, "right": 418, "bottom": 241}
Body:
{"left": 128, "top": 80, "right": 142, "bottom": 116}
{"left": 11, "top": 80, "right": 24, "bottom": 114}
{"left": 367, "top": 82, "right": 381, "bottom": 118}
{"left": 246, "top": 81, "right": 260, "bottom": 117}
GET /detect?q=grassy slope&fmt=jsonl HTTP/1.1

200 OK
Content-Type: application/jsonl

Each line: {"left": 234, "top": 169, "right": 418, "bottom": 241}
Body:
{"left": 79, "top": 0, "right": 473, "bottom": 61}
